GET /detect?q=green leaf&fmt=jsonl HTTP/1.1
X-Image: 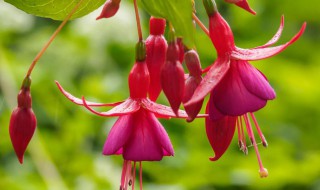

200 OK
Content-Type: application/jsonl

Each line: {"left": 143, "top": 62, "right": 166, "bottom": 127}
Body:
{"left": 141, "top": 0, "right": 195, "bottom": 48}
{"left": 4, "top": 0, "right": 106, "bottom": 20}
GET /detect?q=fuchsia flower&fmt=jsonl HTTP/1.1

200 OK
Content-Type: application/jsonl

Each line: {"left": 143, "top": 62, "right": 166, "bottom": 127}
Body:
{"left": 56, "top": 42, "right": 205, "bottom": 188}
{"left": 224, "top": 0, "right": 256, "bottom": 15}
{"left": 146, "top": 17, "right": 167, "bottom": 101}
{"left": 186, "top": 0, "right": 306, "bottom": 177}
{"left": 9, "top": 77, "right": 37, "bottom": 164}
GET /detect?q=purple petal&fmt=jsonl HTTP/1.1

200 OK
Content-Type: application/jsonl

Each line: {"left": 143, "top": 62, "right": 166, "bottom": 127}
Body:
{"left": 56, "top": 81, "right": 122, "bottom": 107}
{"left": 103, "top": 115, "right": 134, "bottom": 155}
{"left": 123, "top": 110, "right": 171, "bottom": 161}
{"left": 212, "top": 62, "right": 267, "bottom": 116}
{"left": 205, "top": 104, "right": 237, "bottom": 161}
{"left": 237, "top": 61, "right": 276, "bottom": 100}
{"left": 83, "top": 97, "right": 140, "bottom": 117}
{"left": 253, "top": 16, "right": 284, "bottom": 49}
{"left": 184, "top": 57, "right": 230, "bottom": 107}
{"left": 231, "top": 23, "right": 306, "bottom": 61}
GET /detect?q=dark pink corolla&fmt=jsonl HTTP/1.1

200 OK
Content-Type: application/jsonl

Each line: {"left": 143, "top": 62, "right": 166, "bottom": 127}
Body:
{"left": 186, "top": 0, "right": 306, "bottom": 177}
{"left": 9, "top": 77, "right": 37, "bottom": 164}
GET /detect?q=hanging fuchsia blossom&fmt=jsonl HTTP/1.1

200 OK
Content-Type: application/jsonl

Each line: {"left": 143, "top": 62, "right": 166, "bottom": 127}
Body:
{"left": 56, "top": 42, "right": 206, "bottom": 189}
{"left": 186, "top": 0, "right": 306, "bottom": 177}
{"left": 9, "top": 77, "right": 37, "bottom": 164}
{"left": 224, "top": 0, "right": 256, "bottom": 15}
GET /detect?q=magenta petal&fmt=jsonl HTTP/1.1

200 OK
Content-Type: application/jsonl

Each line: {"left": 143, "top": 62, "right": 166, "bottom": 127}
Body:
{"left": 103, "top": 115, "right": 133, "bottom": 155}
{"left": 212, "top": 62, "right": 267, "bottom": 116}
{"left": 253, "top": 16, "right": 285, "bottom": 49}
{"left": 235, "top": 0, "right": 256, "bottom": 15}
{"left": 237, "top": 61, "right": 276, "bottom": 100}
{"left": 83, "top": 97, "right": 140, "bottom": 117}
{"left": 185, "top": 57, "right": 230, "bottom": 107}
{"left": 56, "top": 81, "right": 122, "bottom": 107}
{"left": 123, "top": 110, "right": 172, "bottom": 161}
{"left": 205, "top": 104, "right": 237, "bottom": 161}
{"left": 231, "top": 23, "right": 306, "bottom": 61}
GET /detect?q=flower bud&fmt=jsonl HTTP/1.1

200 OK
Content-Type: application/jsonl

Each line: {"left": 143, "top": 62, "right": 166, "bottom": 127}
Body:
{"left": 146, "top": 17, "right": 167, "bottom": 101}
{"left": 129, "top": 42, "right": 150, "bottom": 99}
{"left": 161, "top": 41, "right": 185, "bottom": 115}
{"left": 183, "top": 50, "right": 204, "bottom": 121}
{"left": 9, "top": 77, "right": 37, "bottom": 164}
{"left": 96, "top": 0, "right": 121, "bottom": 20}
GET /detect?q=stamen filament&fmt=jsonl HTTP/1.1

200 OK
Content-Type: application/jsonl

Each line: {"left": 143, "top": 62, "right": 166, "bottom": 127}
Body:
{"left": 192, "top": 13, "right": 210, "bottom": 36}
{"left": 236, "top": 117, "right": 243, "bottom": 148}
{"left": 132, "top": 162, "right": 136, "bottom": 190}
{"left": 139, "top": 162, "right": 143, "bottom": 190}
{"left": 26, "top": 0, "right": 84, "bottom": 77}
{"left": 120, "top": 160, "right": 128, "bottom": 190}
{"left": 133, "top": 0, "right": 143, "bottom": 41}
{"left": 250, "top": 113, "right": 268, "bottom": 147}
{"left": 239, "top": 116, "right": 248, "bottom": 154}
{"left": 243, "top": 114, "right": 268, "bottom": 178}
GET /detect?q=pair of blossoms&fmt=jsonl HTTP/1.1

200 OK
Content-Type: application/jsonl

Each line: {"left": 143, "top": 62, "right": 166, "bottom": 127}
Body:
{"left": 9, "top": 0, "right": 306, "bottom": 189}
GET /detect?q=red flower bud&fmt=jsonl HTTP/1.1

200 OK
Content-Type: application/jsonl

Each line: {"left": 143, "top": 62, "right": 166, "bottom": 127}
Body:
{"left": 129, "top": 42, "right": 150, "bottom": 99}
{"left": 146, "top": 17, "right": 167, "bottom": 101}
{"left": 161, "top": 41, "right": 185, "bottom": 115}
{"left": 9, "top": 77, "right": 37, "bottom": 164}
{"left": 96, "top": 0, "right": 121, "bottom": 20}
{"left": 183, "top": 50, "right": 204, "bottom": 122}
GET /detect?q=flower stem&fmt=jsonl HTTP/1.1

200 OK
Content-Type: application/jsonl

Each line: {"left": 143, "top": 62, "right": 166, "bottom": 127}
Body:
{"left": 26, "top": 0, "right": 84, "bottom": 78}
{"left": 192, "top": 13, "right": 209, "bottom": 36}
{"left": 133, "top": 0, "right": 143, "bottom": 41}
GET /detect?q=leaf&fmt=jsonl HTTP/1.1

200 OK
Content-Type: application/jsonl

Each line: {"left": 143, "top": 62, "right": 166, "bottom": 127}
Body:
{"left": 141, "top": 0, "right": 195, "bottom": 48}
{"left": 4, "top": 0, "right": 106, "bottom": 20}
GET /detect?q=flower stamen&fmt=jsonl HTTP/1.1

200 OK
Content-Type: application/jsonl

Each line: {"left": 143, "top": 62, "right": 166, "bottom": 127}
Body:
{"left": 243, "top": 114, "right": 268, "bottom": 178}
{"left": 139, "top": 162, "right": 143, "bottom": 190}
{"left": 250, "top": 113, "right": 268, "bottom": 147}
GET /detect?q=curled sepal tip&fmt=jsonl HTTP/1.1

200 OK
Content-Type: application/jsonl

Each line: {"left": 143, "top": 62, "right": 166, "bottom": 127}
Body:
{"left": 96, "top": 0, "right": 121, "bottom": 20}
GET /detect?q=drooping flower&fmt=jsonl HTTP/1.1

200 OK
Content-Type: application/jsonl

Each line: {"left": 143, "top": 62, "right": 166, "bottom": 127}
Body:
{"left": 224, "top": 0, "right": 256, "bottom": 15}
{"left": 186, "top": 0, "right": 306, "bottom": 177}
{"left": 9, "top": 76, "right": 37, "bottom": 164}
{"left": 146, "top": 17, "right": 167, "bottom": 101}
{"left": 96, "top": 0, "right": 121, "bottom": 20}
{"left": 186, "top": 1, "right": 306, "bottom": 118}
{"left": 56, "top": 41, "right": 206, "bottom": 188}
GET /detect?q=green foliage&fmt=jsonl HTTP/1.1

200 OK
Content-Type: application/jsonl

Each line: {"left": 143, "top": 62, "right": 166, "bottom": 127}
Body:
{"left": 141, "top": 0, "right": 195, "bottom": 48}
{"left": 4, "top": 0, "right": 105, "bottom": 20}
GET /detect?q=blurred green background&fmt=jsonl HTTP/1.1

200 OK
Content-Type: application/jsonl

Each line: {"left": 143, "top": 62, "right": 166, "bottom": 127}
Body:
{"left": 0, "top": 0, "right": 319, "bottom": 189}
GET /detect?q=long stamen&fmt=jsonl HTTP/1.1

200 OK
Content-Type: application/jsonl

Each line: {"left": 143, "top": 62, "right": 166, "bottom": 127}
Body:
{"left": 124, "top": 161, "right": 132, "bottom": 190}
{"left": 132, "top": 162, "right": 136, "bottom": 190}
{"left": 243, "top": 114, "right": 268, "bottom": 178}
{"left": 239, "top": 116, "right": 248, "bottom": 155}
{"left": 139, "top": 162, "right": 143, "bottom": 190}
{"left": 120, "top": 160, "right": 128, "bottom": 190}
{"left": 236, "top": 117, "right": 243, "bottom": 149}
{"left": 192, "top": 13, "right": 210, "bottom": 36}
{"left": 250, "top": 113, "right": 268, "bottom": 147}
